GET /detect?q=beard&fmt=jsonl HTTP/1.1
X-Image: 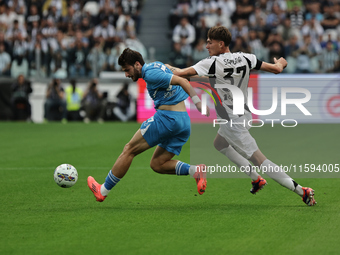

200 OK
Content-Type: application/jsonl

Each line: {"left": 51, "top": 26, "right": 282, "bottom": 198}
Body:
{"left": 131, "top": 68, "right": 140, "bottom": 81}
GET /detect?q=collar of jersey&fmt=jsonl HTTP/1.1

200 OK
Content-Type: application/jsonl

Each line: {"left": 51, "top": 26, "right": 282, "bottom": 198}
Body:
{"left": 221, "top": 52, "right": 231, "bottom": 56}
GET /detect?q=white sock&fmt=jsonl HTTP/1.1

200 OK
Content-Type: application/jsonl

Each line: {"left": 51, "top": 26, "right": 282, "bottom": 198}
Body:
{"left": 100, "top": 184, "right": 110, "bottom": 196}
{"left": 189, "top": 165, "right": 196, "bottom": 177}
{"left": 219, "top": 146, "right": 260, "bottom": 181}
{"left": 261, "top": 159, "right": 303, "bottom": 196}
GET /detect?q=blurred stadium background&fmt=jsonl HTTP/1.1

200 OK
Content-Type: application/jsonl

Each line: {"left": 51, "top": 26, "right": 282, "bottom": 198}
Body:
{"left": 0, "top": 0, "right": 339, "bottom": 123}
{"left": 1, "top": 1, "right": 340, "bottom": 254}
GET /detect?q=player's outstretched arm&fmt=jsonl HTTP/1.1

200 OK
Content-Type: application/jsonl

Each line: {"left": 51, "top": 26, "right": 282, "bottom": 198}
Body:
{"left": 165, "top": 64, "right": 198, "bottom": 78}
{"left": 260, "top": 57, "right": 287, "bottom": 74}
{"left": 170, "top": 75, "right": 210, "bottom": 117}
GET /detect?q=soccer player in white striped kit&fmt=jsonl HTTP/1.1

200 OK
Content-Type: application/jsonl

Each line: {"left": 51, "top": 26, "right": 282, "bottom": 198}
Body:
{"left": 167, "top": 26, "right": 316, "bottom": 206}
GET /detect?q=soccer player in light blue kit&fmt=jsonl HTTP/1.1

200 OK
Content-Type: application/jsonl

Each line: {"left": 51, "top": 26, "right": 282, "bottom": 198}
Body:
{"left": 88, "top": 48, "right": 209, "bottom": 202}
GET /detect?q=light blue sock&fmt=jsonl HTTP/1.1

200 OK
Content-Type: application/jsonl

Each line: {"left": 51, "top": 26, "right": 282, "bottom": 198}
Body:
{"left": 104, "top": 170, "right": 120, "bottom": 190}
{"left": 175, "top": 161, "right": 190, "bottom": 175}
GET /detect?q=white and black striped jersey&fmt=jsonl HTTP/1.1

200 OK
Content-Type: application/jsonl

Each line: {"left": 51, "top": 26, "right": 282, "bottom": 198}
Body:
{"left": 192, "top": 52, "right": 262, "bottom": 120}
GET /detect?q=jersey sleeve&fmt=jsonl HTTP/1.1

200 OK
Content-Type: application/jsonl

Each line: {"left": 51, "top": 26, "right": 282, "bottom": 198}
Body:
{"left": 144, "top": 68, "right": 173, "bottom": 89}
{"left": 242, "top": 53, "right": 262, "bottom": 70}
{"left": 192, "top": 57, "right": 216, "bottom": 76}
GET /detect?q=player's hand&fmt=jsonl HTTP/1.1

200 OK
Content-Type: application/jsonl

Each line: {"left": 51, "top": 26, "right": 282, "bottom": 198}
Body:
{"left": 274, "top": 57, "right": 287, "bottom": 69}
{"left": 195, "top": 102, "right": 210, "bottom": 117}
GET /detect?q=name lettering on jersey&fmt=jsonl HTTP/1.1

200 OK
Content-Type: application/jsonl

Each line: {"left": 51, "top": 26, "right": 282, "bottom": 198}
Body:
{"left": 223, "top": 57, "right": 242, "bottom": 66}
{"left": 164, "top": 88, "right": 176, "bottom": 99}
{"left": 153, "top": 63, "right": 167, "bottom": 72}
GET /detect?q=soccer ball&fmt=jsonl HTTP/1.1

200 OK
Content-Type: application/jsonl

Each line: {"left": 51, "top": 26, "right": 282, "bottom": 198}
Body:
{"left": 54, "top": 164, "right": 78, "bottom": 188}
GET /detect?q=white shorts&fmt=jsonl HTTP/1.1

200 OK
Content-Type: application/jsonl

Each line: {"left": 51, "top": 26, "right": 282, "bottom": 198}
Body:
{"left": 217, "top": 112, "right": 258, "bottom": 159}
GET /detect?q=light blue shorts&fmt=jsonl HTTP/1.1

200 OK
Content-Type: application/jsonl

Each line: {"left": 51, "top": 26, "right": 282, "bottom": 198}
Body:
{"left": 140, "top": 110, "right": 190, "bottom": 155}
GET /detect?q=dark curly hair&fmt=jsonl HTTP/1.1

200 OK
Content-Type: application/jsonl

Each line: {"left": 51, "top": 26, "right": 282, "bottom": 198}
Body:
{"left": 118, "top": 48, "right": 145, "bottom": 67}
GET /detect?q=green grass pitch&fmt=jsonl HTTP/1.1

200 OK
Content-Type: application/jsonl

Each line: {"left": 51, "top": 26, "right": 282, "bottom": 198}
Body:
{"left": 0, "top": 122, "right": 339, "bottom": 255}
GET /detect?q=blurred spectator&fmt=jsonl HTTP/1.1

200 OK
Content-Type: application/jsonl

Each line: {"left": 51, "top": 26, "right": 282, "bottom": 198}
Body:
{"left": 65, "top": 79, "right": 83, "bottom": 121}
{"left": 11, "top": 74, "right": 32, "bottom": 121}
{"left": 68, "top": 39, "right": 88, "bottom": 77}
{"left": 97, "top": 2, "right": 116, "bottom": 27}
{"left": 50, "top": 51, "right": 67, "bottom": 79}
{"left": 59, "top": 5, "right": 81, "bottom": 33}
{"left": 0, "top": 43, "right": 11, "bottom": 76}
{"left": 12, "top": 31, "right": 28, "bottom": 60}
{"left": 296, "top": 35, "right": 320, "bottom": 73}
{"left": 0, "top": 4, "right": 6, "bottom": 31}
{"left": 301, "top": 15, "right": 324, "bottom": 49}
{"left": 231, "top": 36, "right": 250, "bottom": 53}
{"left": 82, "top": 78, "right": 106, "bottom": 123}
{"left": 172, "top": 17, "right": 195, "bottom": 45}
{"left": 26, "top": 0, "right": 44, "bottom": 18}
{"left": 169, "top": 42, "right": 188, "bottom": 69}
{"left": 79, "top": 16, "right": 93, "bottom": 38}
{"left": 8, "top": 0, "right": 26, "bottom": 16}
{"left": 28, "top": 32, "right": 49, "bottom": 77}
{"left": 230, "top": 1, "right": 253, "bottom": 23}
{"left": 26, "top": 4, "right": 41, "bottom": 32}
{"left": 28, "top": 19, "right": 39, "bottom": 44}
{"left": 205, "top": 7, "right": 231, "bottom": 29}
{"left": 288, "top": 5, "right": 305, "bottom": 29}
{"left": 172, "top": 16, "right": 195, "bottom": 62}
{"left": 249, "top": 4, "right": 267, "bottom": 30}
{"left": 0, "top": 30, "right": 12, "bottom": 56}
{"left": 318, "top": 40, "right": 340, "bottom": 73}
{"left": 54, "top": 29, "right": 69, "bottom": 55}
{"left": 99, "top": 0, "right": 117, "bottom": 14}
{"left": 305, "top": 2, "right": 323, "bottom": 22}
{"left": 44, "top": 77, "right": 67, "bottom": 121}
{"left": 113, "top": 82, "right": 134, "bottom": 122}
{"left": 248, "top": 29, "right": 268, "bottom": 62}
{"left": 121, "top": 0, "right": 142, "bottom": 34}
{"left": 104, "top": 42, "right": 125, "bottom": 72}
{"left": 69, "top": 0, "right": 83, "bottom": 13}
{"left": 217, "top": 0, "right": 236, "bottom": 18}
{"left": 320, "top": 33, "right": 338, "bottom": 50}
{"left": 284, "top": 35, "right": 300, "bottom": 58}
{"left": 10, "top": 55, "right": 28, "bottom": 77}
{"left": 116, "top": 12, "right": 136, "bottom": 39}
{"left": 86, "top": 41, "right": 106, "bottom": 78}
{"left": 320, "top": 6, "right": 340, "bottom": 31}
{"left": 302, "top": 34, "right": 321, "bottom": 57}
{"left": 73, "top": 29, "right": 89, "bottom": 48}
{"left": 192, "top": 38, "right": 209, "bottom": 64}
{"left": 0, "top": 3, "right": 18, "bottom": 29}
{"left": 266, "top": 3, "right": 286, "bottom": 30}
{"left": 93, "top": 16, "right": 117, "bottom": 50}
{"left": 41, "top": 18, "right": 58, "bottom": 63}
{"left": 169, "top": 0, "right": 196, "bottom": 28}
{"left": 267, "top": 31, "right": 285, "bottom": 60}
{"left": 42, "top": 0, "right": 67, "bottom": 21}
{"left": 295, "top": 51, "right": 312, "bottom": 73}
{"left": 197, "top": 0, "right": 218, "bottom": 24}
{"left": 277, "top": 16, "right": 300, "bottom": 43}
{"left": 5, "top": 19, "right": 27, "bottom": 43}
{"left": 266, "top": 0, "right": 287, "bottom": 12}
{"left": 235, "top": 0, "right": 254, "bottom": 20}
{"left": 104, "top": 47, "right": 117, "bottom": 71}
{"left": 230, "top": 19, "right": 249, "bottom": 42}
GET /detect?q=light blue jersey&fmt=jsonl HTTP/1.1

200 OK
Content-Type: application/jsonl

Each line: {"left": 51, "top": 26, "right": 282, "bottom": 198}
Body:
{"left": 142, "top": 61, "right": 188, "bottom": 109}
